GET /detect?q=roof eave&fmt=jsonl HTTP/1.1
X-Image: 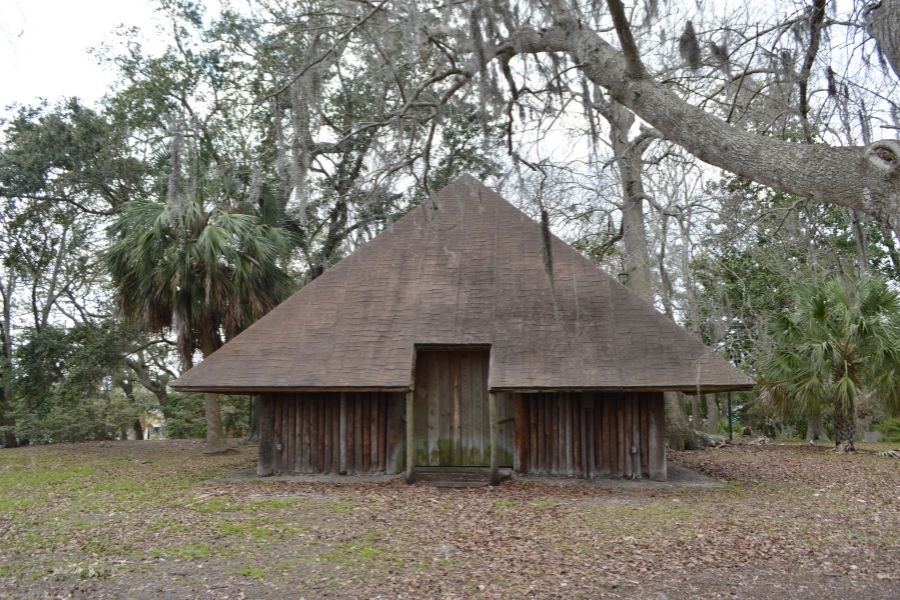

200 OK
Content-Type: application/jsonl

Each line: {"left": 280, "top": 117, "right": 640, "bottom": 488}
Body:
{"left": 171, "top": 382, "right": 756, "bottom": 395}
{"left": 170, "top": 385, "right": 412, "bottom": 394}
{"left": 490, "top": 383, "right": 756, "bottom": 394}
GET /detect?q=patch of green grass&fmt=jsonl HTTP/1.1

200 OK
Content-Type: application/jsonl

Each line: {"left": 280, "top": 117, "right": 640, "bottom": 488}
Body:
{"left": 246, "top": 495, "right": 319, "bottom": 512}
{"left": 154, "top": 542, "right": 213, "bottom": 561}
{"left": 492, "top": 498, "right": 520, "bottom": 516}
{"left": 192, "top": 496, "right": 241, "bottom": 513}
{"left": 320, "top": 542, "right": 384, "bottom": 566}
{"left": 79, "top": 538, "right": 134, "bottom": 557}
{"left": 318, "top": 531, "right": 397, "bottom": 567}
{"left": 146, "top": 518, "right": 191, "bottom": 535}
{"left": 0, "top": 495, "right": 40, "bottom": 514}
{"left": 217, "top": 521, "right": 278, "bottom": 541}
{"left": 17, "top": 531, "right": 69, "bottom": 552}
{"left": 0, "top": 562, "right": 25, "bottom": 579}
{"left": 236, "top": 565, "right": 265, "bottom": 579}
{"left": 323, "top": 498, "right": 354, "bottom": 514}
{"left": 532, "top": 496, "right": 561, "bottom": 511}
{"left": 0, "top": 466, "right": 94, "bottom": 489}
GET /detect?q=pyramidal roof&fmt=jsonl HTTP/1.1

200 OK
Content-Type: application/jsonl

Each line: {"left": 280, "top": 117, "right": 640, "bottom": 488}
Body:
{"left": 172, "top": 175, "right": 753, "bottom": 393}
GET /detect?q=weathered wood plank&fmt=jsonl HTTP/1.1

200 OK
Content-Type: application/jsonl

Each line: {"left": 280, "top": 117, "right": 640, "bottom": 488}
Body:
{"left": 346, "top": 395, "right": 356, "bottom": 473}
{"left": 385, "top": 393, "right": 403, "bottom": 474}
{"left": 362, "top": 394, "right": 371, "bottom": 472}
{"left": 470, "top": 352, "right": 485, "bottom": 465}
{"left": 434, "top": 352, "right": 448, "bottom": 465}
{"left": 413, "top": 363, "right": 428, "bottom": 467}
{"left": 602, "top": 396, "right": 613, "bottom": 476}
{"left": 582, "top": 393, "right": 594, "bottom": 478}
{"left": 318, "top": 396, "right": 327, "bottom": 472}
{"left": 553, "top": 395, "right": 561, "bottom": 474}
{"left": 305, "top": 396, "right": 314, "bottom": 473}
{"left": 451, "top": 353, "right": 462, "bottom": 465}
{"left": 489, "top": 391, "right": 500, "bottom": 485}
{"left": 460, "top": 353, "right": 473, "bottom": 466}
{"left": 648, "top": 392, "right": 667, "bottom": 481}
{"left": 273, "top": 395, "right": 283, "bottom": 472}
{"left": 564, "top": 394, "right": 574, "bottom": 475}
{"left": 405, "top": 390, "right": 415, "bottom": 483}
{"left": 257, "top": 395, "right": 276, "bottom": 476}
{"left": 514, "top": 393, "right": 527, "bottom": 473}
{"left": 325, "top": 399, "right": 334, "bottom": 473}
{"left": 304, "top": 393, "right": 313, "bottom": 473}
{"left": 526, "top": 395, "right": 534, "bottom": 472}
{"left": 632, "top": 395, "right": 642, "bottom": 479}
{"left": 573, "top": 394, "right": 583, "bottom": 476}
{"left": 640, "top": 394, "right": 650, "bottom": 477}
{"left": 353, "top": 393, "right": 363, "bottom": 471}
{"left": 374, "top": 394, "right": 383, "bottom": 471}
{"left": 339, "top": 393, "right": 348, "bottom": 474}
{"left": 623, "top": 394, "right": 633, "bottom": 479}
{"left": 378, "top": 394, "right": 387, "bottom": 472}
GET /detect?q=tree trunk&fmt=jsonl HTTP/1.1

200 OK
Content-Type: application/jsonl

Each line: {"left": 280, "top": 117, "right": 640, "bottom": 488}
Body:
{"left": 200, "top": 332, "right": 232, "bottom": 454}
{"left": 851, "top": 210, "right": 869, "bottom": 274}
{"left": 601, "top": 99, "right": 654, "bottom": 300}
{"left": 133, "top": 419, "right": 144, "bottom": 441}
{"left": 868, "top": 0, "right": 900, "bottom": 82}
{"left": 705, "top": 394, "right": 719, "bottom": 434}
{"left": 883, "top": 224, "right": 900, "bottom": 278}
{"left": 833, "top": 399, "right": 856, "bottom": 450}
{"left": 247, "top": 395, "right": 260, "bottom": 442}
{"left": 203, "top": 392, "right": 231, "bottom": 453}
{"left": 596, "top": 98, "right": 696, "bottom": 451}
{"left": 665, "top": 392, "right": 699, "bottom": 450}
{"left": 805, "top": 413, "right": 827, "bottom": 442}
{"left": 1, "top": 382, "right": 15, "bottom": 448}
{"left": 1, "top": 272, "right": 17, "bottom": 449}
{"left": 690, "top": 394, "right": 703, "bottom": 431}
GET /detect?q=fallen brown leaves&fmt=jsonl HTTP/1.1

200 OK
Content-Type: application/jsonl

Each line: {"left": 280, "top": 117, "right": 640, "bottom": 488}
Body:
{"left": 0, "top": 439, "right": 897, "bottom": 599}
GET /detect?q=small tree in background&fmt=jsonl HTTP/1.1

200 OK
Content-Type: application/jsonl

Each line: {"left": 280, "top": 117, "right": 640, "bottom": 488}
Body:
{"left": 759, "top": 275, "right": 900, "bottom": 450}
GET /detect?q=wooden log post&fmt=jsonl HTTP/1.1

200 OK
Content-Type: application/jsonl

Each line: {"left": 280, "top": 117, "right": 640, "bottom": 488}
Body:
{"left": 513, "top": 394, "right": 527, "bottom": 473}
{"left": 339, "top": 392, "right": 348, "bottom": 475}
{"left": 648, "top": 393, "right": 667, "bottom": 481}
{"left": 631, "top": 396, "right": 642, "bottom": 479}
{"left": 489, "top": 391, "right": 500, "bottom": 485}
{"left": 405, "top": 391, "right": 415, "bottom": 484}
{"left": 581, "top": 394, "right": 594, "bottom": 479}
{"left": 257, "top": 395, "right": 275, "bottom": 477}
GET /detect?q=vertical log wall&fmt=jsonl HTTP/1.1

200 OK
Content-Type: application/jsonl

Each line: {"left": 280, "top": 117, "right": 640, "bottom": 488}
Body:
{"left": 259, "top": 392, "right": 405, "bottom": 475}
{"left": 513, "top": 391, "right": 666, "bottom": 480}
{"left": 258, "top": 390, "right": 666, "bottom": 480}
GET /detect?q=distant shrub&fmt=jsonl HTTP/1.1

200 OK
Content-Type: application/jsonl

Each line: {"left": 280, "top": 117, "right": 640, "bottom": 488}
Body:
{"left": 162, "top": 394, "right": 206, "bottom": 439}
{"left": 162, "top": 393, "right": 250, "bottom": 439}
{"left": 874, "top": 418, "right": 900, "bottom": 443}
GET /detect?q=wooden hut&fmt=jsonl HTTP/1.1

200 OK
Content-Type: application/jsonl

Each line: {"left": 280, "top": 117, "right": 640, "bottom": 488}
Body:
{"left": 172, "top": 176, "right": 752, "bottom": 482}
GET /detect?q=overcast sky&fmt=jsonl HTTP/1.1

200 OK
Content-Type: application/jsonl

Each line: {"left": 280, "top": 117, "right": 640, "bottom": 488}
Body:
{"left": 0, "top": 0, "right": 162, "bottom": 112}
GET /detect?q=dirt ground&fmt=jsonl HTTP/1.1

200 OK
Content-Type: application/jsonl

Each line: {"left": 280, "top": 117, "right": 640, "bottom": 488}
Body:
{"left": 0, "top": 439, "right": 897, "bottom": 599}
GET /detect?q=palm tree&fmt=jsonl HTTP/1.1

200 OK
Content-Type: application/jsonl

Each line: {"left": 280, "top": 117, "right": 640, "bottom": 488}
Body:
{"left": 107, "top": 180, "right": 293, "bottom": 452}
{"left": 759, "top": 274, "right": 900, "bottom": 450}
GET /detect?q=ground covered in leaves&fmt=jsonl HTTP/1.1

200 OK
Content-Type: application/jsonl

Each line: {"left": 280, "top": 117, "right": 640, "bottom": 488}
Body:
{"left": 0, "top": 439, "right": 897, "bottom": 599}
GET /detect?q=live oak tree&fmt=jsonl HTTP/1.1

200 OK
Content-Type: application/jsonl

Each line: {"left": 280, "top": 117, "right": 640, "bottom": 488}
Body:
{"left": 510, "top": 0, "right": 900, "bottom": 224}
{"left": 247, "top": 0, "right": 900, "bottom": 228}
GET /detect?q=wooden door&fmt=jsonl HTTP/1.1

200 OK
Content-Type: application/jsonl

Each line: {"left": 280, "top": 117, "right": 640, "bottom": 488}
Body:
{"left": 413, "top": 349, "right": 512, "bottom": 467}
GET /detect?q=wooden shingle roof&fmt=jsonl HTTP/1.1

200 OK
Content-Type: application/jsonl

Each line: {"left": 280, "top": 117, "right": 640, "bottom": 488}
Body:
{"left": 172, "top": 176, "right": 754, "bottom": 393}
